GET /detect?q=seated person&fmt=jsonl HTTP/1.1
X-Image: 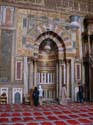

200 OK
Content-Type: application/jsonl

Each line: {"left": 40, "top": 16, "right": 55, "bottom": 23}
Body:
{"left": 0, "top": 93, "right": 7, "bottom": 104}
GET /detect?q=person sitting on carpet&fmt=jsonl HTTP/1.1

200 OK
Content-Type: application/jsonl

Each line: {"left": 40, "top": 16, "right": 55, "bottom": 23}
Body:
{"left": 0, "top": 92, "right": 7, "bottom": 104}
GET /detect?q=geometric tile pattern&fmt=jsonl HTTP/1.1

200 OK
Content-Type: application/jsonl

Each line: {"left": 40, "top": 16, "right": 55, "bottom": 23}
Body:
{"left": 0, "top": 102, "right": 93, "bottom": 125}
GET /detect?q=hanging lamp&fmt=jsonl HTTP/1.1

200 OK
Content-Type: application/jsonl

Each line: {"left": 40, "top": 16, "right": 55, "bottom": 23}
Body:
{"left": 70, "top": 15, "right": 80, "bottom": 31}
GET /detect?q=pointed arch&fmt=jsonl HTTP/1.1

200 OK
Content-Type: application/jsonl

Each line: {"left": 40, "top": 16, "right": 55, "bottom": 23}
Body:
{"left": 35, "top": 31, "right": 67, "bottom": 63}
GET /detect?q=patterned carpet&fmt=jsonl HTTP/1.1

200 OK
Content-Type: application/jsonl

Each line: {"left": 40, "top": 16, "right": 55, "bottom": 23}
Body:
{"left": 0, "top": 102, "right": 93, "bottom": 125}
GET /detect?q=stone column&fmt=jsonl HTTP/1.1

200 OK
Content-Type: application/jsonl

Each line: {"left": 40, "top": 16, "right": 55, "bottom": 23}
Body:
{"left": 59, "top": 61, "right": 62, "bottom": 100}
{"left": 56, "top": 63, "right": 59, "bottom": 98}
{"left": 64, "top": 64, "right": 66, "bottom": 84}
{"left": 11, "top": 7, "right": 16, "bottom": 82}
{"left": 45, "top": 72, "right": 46, "bottom": 83}
{"left": 11, "top": 31, "right": 16, "bottom": 82}
{"left": 76, "top": 28, "right": 82, "bottom": 59}
{"left": 48, "top": 73, "right": 49, "bottom": 83}
{"left": 71, "top": 58, "right": 75, "bottom": 101}
{"left": 29, "top": 60, "right": 34, "bottom": 89}
{"left": 51, "top": 73, "right": 52, "bottom": 83}
{"left": 67, "top": 62, "right": 70, "bottom": 98}
{"left": 24, "top": 56, "right": 28, "bottom": 97}
{"left": 33, "top": 60, "right": 37, "bottom": 87}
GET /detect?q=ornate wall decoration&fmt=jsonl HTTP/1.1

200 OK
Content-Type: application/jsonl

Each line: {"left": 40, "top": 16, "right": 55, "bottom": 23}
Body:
{"left": 16, "top": 10, "right": 34, "bottom": 57}
{"left": 75, "top": 63, "right": 81, "bottom": 81}
{"left": 16, "top": 9, "right": 78, "bottom": 59}
{"left": 15, "top": 61, "right": 22, "bottom": 80}
{"left": 0, "top": 6, "right": 14, "bottom": 26}
{"left": 0, "top": 30, "right": 12, "bottom": 82}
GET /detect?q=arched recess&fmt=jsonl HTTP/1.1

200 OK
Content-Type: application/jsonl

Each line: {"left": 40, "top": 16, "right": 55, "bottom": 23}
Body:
{"left": 33, "top": 31, "right": 67, "bottom": 100}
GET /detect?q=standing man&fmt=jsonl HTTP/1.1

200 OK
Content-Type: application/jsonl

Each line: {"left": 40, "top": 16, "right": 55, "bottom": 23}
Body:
{"left": 60, "top": 84, "right": 67, "bottom": 105}
{"left": 33, "top": 87, "right": 39, "bottom": 106}
{"left": 78, "top": 82, "right": 83, "bottom": 103}
{"left": 30, "top": 86, "right": 34, "bottom": 106}
{"left": 38, "top": 85, "right": 43, "bottom": 105}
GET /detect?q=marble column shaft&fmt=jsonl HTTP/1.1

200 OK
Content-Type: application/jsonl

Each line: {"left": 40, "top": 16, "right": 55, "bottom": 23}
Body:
{"left": 24, "top": 56, "right": 28, "bottom": 96}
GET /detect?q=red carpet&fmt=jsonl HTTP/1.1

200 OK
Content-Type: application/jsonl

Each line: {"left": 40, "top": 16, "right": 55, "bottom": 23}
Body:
{"left": 0, "top": 102, "right": 93, "bottom": 125}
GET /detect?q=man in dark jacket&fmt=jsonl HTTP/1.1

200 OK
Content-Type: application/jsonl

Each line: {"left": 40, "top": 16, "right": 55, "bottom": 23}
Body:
{"left": 78, "top": 82, "right": 83, "bottom": 103}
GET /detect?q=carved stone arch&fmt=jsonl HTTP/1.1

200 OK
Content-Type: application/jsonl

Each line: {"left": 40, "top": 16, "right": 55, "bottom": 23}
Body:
{"left": 36, "top": 31, "right": 64, "bottom": 46}
{"left": 35, "top": 31, "right": 66, "bottom": 63}
{"left": 36, "top": 22, "right": 71, "bottom": 41}
{"left": 27, "top": 22, "right": 71, "bottom": 46}
{"left": 26, "top": 23, "right": 71, "bottom": 61}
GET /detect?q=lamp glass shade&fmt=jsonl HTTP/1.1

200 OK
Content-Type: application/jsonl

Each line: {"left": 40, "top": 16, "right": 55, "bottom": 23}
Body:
{"left": 70, "top": 21, "right": 80, "bottom": 29}
{"left": 44, "top": 45, "right": 51, "bottom": 50}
